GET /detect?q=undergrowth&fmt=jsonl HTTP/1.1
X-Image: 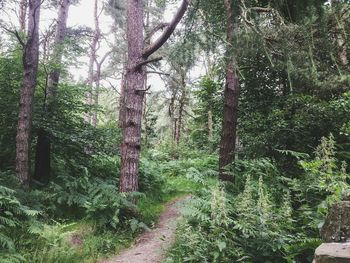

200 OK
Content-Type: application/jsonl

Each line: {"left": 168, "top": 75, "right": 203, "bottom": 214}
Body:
{"left": 166, "top": 135, "right": 347, "bottom": 263}
{"left": 0, "top": 145, "right": 210, "bottom": 262}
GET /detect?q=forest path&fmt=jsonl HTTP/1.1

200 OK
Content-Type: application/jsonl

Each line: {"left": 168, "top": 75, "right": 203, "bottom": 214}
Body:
{"left": 101, "top": 195, "right": 190, "bottom": 263}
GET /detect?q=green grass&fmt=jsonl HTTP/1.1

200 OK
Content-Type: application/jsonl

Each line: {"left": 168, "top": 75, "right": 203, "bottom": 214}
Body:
{"left": 138, "top": 176, "right": 203, "bottom": 226}
{"left": 13, "top": 175, "right": 204, "bottom": 263}
{"left": 17, "top": 221, "right": 133, "bottom": 263}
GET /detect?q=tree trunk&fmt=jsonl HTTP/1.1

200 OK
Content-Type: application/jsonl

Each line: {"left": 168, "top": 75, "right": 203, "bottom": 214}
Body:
{"left": 86, "top": 0, "right": 100, "bottom": 124}
{"left": 19, "top": 0, "right": 28, "bottom": 31}
{"left": 119, "top": 0, "right": 145, "bottom": 193}
{"left": 208, "top": 109, "right": 213, "bottom": 140}
{"left": 176, "top": 75, "right": 186, "bottom": 144}
{"left": 119, "top": 64, "right": 127, "bottom": 128}
{"left": 119, "top": 0, "right": 189, "bottom": 192}
{"left": 34, "top": 0, "right": 71, "bottom": 184}
{"left": 219, "top": 0, "right": 239, "bottom": 182}
{"left": 15, "top": 0, "right": 41, "bottom": 186}
{"left": 92, "top": 74, "right": 100, "bottom": 127}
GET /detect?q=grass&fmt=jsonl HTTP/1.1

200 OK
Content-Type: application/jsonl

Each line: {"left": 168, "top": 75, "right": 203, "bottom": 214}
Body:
{"left": 13, "top": 175, "right": 204, "bottom": 263}
{"left": 17, "top": 221, "right": 133, "bottom": 263}
{"left": 138, "top": 176, "right": 202, "bottom": 226}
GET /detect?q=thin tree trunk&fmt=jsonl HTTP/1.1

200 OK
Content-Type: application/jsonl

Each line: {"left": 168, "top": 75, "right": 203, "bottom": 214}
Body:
{"left": 176, "top": 75, "right": 186, "bottom": 144}
{"left": 19, "top": 0, "right": 28, "bottom": 31}
{"left": 34, "top": 0, "right": 71, "bottom": 184}
{"left": 219, "top": 0, "right": 239, "bottom": 182}
{"left": 174, "top": 118, "right": 178, "bottom": 142}
{"left": 208, "top": 109, "right": 213, "bottom": 140}
{"left": 119, "top": 65, "right": 127, "bottom": 128}
{"left": 143, "top": 74, "right": 148, "bottom": 145}
{"left": 169, "top": 91, "right": 176, "bottom": 142}
{"left": 86, "top": 0, "right": 101, "bottom": 124}
{"left": 92, "top": 73, "right": 100, "bottom": 127}
{"left": 15, "top": 0, "right": 41, "bottom": 186}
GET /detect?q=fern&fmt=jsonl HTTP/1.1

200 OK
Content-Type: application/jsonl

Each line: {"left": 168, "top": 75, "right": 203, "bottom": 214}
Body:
{"left": 0, "top": 183, "right": 40, "bottom": 262}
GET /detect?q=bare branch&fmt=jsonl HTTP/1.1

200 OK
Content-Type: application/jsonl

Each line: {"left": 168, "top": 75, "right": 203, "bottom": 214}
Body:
{"left": 142, "top": 0, "right": 190, "bottom": 58}
{"left": 134, "top": 56, "right": 163, "bottom": 69}
{"left": 2, "top": 27, "right": 26, "bottom": 47}
{"left": 136, "top": 85, "right": 151, "bottom": 93}
{"left": 106, "top": 79, "right": 120, "bottom": 95}
{"left": 146, "top": 70, "right": 170, "bottom": 76}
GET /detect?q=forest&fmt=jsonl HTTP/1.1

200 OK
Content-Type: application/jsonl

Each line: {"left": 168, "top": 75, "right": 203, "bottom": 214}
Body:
{"left": 0, "top": 0, "right": 350, "bottom": 262}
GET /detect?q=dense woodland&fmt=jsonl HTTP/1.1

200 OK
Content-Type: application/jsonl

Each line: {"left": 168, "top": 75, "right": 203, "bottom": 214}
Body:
{"left": 0, "top": 0, "right": 350, "bottom": 262}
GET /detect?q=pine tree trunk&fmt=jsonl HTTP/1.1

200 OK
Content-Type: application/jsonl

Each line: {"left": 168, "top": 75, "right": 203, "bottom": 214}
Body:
{"left": 34, "top": 0, "right": 71, "bottom": 184}
{"left": 119, "top": 0, "right": 145, "bottom": 192}
{"left": 219, "top": 0, "right": 239, "bottom": 182}
{"left": 15, "top": 0, "right": 41, "bottom": 186}
{"left": 119, "top": 0, "right": 189, "bottom": 192}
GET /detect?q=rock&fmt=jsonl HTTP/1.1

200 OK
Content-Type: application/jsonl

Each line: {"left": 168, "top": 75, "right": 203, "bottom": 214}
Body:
{"left": 321, "top": 201, "right": 350, "bottom": 242}
{"left": 313, "top": 243, "right": 350, "bottom": 263}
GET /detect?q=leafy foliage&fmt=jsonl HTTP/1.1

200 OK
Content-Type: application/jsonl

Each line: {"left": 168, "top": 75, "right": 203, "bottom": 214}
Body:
{"left": 0, "top": 176, "right": 40, "bottom": 262}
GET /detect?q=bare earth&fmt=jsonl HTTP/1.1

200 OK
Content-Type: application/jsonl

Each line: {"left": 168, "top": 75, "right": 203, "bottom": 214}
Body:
{"left": 101, "top": 195, "right": 190, "bottom": 263}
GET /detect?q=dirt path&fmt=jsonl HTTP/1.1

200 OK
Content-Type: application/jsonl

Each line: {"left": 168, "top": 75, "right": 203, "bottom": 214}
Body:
{"left": 101, "top": 195, "right": 190, "bottom": 263}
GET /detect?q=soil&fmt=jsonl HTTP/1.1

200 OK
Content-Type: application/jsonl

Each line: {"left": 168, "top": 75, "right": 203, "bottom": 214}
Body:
{"left": 101, "top": 195, "right": 190, "bottom": 263}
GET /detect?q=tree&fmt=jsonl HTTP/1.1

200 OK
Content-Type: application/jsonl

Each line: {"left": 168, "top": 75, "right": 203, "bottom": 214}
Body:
{"left": 19, "top": 0, "right": 27, "bottom": 31}
{"left": 119, "top": 0, "right": 190, "bottom": 192}
{"left": 34, "top": 0, "right": 71, "bottom": 184}
{"left": 219, "top": 0, "right": 239, "bottom": 182}
{"left": 15, "top": 0, "right": 41, "bottom": 186}
{"left": 85, "top": 0, "right": 101, "bottom": 125}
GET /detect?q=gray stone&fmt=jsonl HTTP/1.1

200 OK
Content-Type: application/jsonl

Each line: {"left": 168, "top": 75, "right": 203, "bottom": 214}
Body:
{"left": 313, "top": 243, "right": 350, "bottom": 263}
{"left": 321, "top": 201, "right": 350, "bottom": 243}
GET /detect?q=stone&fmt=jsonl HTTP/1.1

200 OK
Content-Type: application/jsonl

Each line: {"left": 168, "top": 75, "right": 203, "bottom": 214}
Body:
{"left": 313, "top": 243, "right": 350, "bottom": 263}
{"left": 321, "top": 201, "right": 350, "bottom": 243}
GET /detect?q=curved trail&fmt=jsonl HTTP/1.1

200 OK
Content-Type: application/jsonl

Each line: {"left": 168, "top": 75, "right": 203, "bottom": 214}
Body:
{"left": 101, "top": 195, "right": 190, "bottom": 263}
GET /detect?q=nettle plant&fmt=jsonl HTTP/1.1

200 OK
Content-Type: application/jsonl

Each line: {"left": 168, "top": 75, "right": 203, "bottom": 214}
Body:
{"left": 293, "top": 134, "right": 350, "bottom": 215}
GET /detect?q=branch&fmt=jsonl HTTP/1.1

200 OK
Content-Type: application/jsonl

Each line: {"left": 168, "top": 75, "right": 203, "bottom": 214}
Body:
{"left": 250, "top": 7, "right": 274, "bottom": 13}
{"left": 94, "top": 50, "right": 113, "bottom": 70}
{"left": 142, "top": 0, "right": 190, "bottom": 58}
{"left": 106, "top": 79, "right": 120, "bottom": 95}
{"left": 136, "top": 85, "right": 151, "bottom": 93}
{"left": 144, "top": 22, "right": 169, "bottom": 42}
{"left": 134, "top": 56, "right": 163, "bottom": 69}
{"left": 2, "top": 27, "right": 26, "bottom": 47}
{"left": 146, "top": 70, "right": 170, "bottom": 76}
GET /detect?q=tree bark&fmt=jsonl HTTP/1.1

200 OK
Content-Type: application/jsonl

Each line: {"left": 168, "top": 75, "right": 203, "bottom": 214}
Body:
{"left": 119, "top": 63, "right": 127, "bottom": 128}
{"left": 119, "top": 0, "right": 189, "bottom": 192}
{"left": 176, "top": 74, "right": 186, "bottom": 144}
{"left": 119, "top": 0, "right": 145, "bottom": 193}
{"left": 15, "top": 0, "right": 41, "bottom": 186}
{"left": 34, "top": 0, "right": 71, "bottom": 184}
{"left": 86, "top": 0, "right": 101, "bottom": 124}
{"left": 219, "top": 0, "right": 239, "bottom": 182}
{"left": 91, "top": 50, "right": 112, "bottom": 127}
{"left": 19, "top": 0, "right": 28, "bottom": 31}
{"left": 208, "top": 109, "right": 213, "bottom": 140}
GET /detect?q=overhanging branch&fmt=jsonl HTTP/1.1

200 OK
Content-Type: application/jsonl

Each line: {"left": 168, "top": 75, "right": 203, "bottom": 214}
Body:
{"left": 144, "top": 22, "right": 169, "bottom": 43}
{"left": 142, "top": 0, "right": 190, "bottom": 58}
